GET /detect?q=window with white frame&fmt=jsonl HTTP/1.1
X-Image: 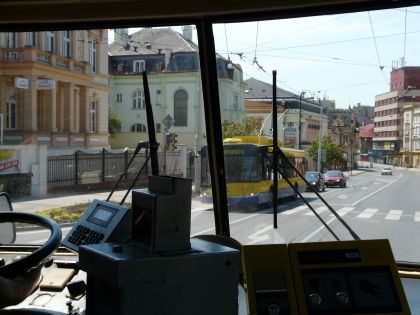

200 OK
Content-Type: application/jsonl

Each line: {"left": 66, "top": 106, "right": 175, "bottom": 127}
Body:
{"left": 130, "top": 123, "right": 147, "bottom": 132}
{"left": 413, "top": 113, "right": 420, "bottom": 124}
{"left": 89, "top": 101, "right": 97, "bottom": 133}
{"left": 89, "top": 41, "right": 97, "bottom": 73}
{"left": 343, "top": 135, "right": 349, "bottom": 145}
{"left": 26, "top": 32, "right": 36, "bottom": 47}
{"left": 133, "top": 60, "right": 145, "bottom": 73}
{"left": 7, "top": 32, "right": 16, "bottom": 48}
{"left": 63, "top": 31, "right": 71, "bottom": 57}
{"left": 233, "top": 94, "right": 239, "bottom": 111}
{"left": 116, "top": 93, "right": 123, "bottom": 103}
{"left": 6, "top": 89, "right": 17, "bottom": 129}
{"left": 46, "top": 31, "right": 54, "bottom": 52}
{"left": 132, "top": 90, "right": 145, "bottom": 109}
{"left": 156, "top": 90, "right": 161, "bottom": 105}
{"left": 414, "top": 126, "right": 420, "bottom": 136}
{"left": 414, "top": 139, "right": 420, "bottom": 150}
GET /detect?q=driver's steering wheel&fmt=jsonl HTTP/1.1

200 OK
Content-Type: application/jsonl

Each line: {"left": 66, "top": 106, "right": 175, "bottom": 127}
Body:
{"left": 0, "top": 212, "right": 62, "bottom": 279}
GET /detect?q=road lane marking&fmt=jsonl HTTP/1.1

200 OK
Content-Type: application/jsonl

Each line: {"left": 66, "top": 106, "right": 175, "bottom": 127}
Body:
{"left": 304, "top": 206, "right": 328, "bottom": 216}
{"left": 300, "top": 207, "right": 353, "bottom": 242}
{"left": 351, "top": 173, "right": 403, "bottom": 207}
{"left": 361, "top": 187, "right": 368, "bottom": 190}
{"left": 356, "top": 208, "right": 378, "bottom": 219}
{"left": 338, "top": 194, "right": 348, "bottom": 199}
{"left": 385, "top": 210, "right": 403, "bottom": 220}
{"left": 247, "top": 225, "right": 272, "bottom": 244}
{"left": 191, "top": 212, "right": 263, "bottom": 237}
{"left": 281, "top": 205, "right": 307, "bottom": 215}
{"left": 415, "top": 212, "right": 420, "bottom": 222}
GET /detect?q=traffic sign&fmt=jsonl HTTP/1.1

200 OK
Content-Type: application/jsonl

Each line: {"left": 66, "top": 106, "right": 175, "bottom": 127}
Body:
{"left": 162, "top": 114, "right": 174, "bottom": 130}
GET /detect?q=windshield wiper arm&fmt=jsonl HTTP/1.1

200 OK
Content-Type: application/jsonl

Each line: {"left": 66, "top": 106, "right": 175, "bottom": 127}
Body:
{"left": 267, "top": 147, "right": 360, "bottom": 241}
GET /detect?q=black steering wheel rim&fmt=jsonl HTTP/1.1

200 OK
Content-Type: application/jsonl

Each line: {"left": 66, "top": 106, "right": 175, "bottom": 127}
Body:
{"left": 0, "top": 212, "right": 62, "bottom": 279}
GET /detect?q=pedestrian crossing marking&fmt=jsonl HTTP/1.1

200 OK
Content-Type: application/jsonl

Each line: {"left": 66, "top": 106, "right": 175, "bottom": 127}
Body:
{"left": 356, "top": 208, "right": 378, "bottom": 219}
{"left": 281, "top": 205, "right": 307, "bottom": 215}
{"left": 304, "top": 206, "right": 328, "bottom": 216}
{"left": 336, "top": 207, "right": 354, "bottom": 216}
{"left": 385, "top": 210, "right": 403, "bottom": 220}
{"left": 279, "top": 205, "right": 419, "bottom": 222}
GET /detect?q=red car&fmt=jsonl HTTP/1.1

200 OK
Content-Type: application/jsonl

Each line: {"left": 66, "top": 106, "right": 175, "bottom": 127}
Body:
{"left": 324, "top": 170, "right": 346, "bottom": 188}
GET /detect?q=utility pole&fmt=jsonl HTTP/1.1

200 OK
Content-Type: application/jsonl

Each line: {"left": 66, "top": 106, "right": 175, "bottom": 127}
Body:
{"left": 317, "top": 105, "right": 323, "bottom": 172}
{"left": 298, "top": 91, "right": 305, "bottom": 150}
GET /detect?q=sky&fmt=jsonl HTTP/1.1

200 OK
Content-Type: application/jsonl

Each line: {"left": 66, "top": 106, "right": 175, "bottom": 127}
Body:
{"left": 113, "top": 5, "right": 420, "bottom": 109}
{"left": 212, "top": 6, "right": 420, "bottom": 108}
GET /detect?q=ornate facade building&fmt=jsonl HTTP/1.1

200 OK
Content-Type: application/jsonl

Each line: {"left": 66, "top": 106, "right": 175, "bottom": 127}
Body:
{"left": 0, "top": 30, "right": 109, "bottom": 153}
{"left": 108, "top": 27, "right": 245, "bottom": 150}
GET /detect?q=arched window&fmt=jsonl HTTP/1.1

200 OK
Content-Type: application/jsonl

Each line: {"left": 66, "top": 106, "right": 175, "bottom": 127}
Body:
{"left": 130, "top": 123, "right": 147, "bottom": 132}
{"left": 174, "top": 89, "right": 188, "bottom": 127}
{"left": 133, "top": 90, "right": 145, "bottom": 109}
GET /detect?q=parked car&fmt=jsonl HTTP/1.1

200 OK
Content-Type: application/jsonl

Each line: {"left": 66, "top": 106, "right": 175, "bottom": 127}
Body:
{"left": 324, "top": 170, "right": 346, "bottom": 188}
{"left": 305, "top": 171, "right": 325, "bottom": 192}
{"left": 381, "top": 166, "right": 393, "bottom": 175}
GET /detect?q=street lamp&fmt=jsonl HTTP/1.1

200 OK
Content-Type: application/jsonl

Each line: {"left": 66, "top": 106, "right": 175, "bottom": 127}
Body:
{"left": 298, "top": 91, "right": 306, "bottom": 150}
{"left": 298, "top": 90, "right": 320, "bottom": 150}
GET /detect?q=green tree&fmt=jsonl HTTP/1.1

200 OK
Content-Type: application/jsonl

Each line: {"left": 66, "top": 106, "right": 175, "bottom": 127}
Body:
{"left": 108, "top": 108, "right": 122, "bottom": 137}
{"left": 221, "top": 116, "right": 262, "bottom": 138}
{"left": 308, "top": 136, "right": 345, "bottom": 170}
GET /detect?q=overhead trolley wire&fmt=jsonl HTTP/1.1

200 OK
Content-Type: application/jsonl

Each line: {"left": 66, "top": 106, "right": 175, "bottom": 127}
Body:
{"left": 367, "top": 11, "right": 389, "bottom": 84}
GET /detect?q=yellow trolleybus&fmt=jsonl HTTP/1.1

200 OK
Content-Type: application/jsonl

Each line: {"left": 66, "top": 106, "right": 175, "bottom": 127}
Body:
{"left": 200, "top": 136, "right": 306, "bottom": 207}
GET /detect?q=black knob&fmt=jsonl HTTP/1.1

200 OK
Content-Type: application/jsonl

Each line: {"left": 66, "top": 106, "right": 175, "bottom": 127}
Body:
{"left": 335, "top": 292, "right": 349, "bottom": 305}
{"left": 308, "top": 293, "right": 322, "bottom": 305}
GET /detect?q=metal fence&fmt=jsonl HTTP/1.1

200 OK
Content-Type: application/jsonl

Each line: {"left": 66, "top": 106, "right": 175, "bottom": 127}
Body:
{"left": 47, "top": 148, "right": 182, "bottom": 188}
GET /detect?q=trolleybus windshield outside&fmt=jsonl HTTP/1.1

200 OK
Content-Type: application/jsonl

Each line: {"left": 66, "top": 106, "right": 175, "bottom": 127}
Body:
{"left": 2, "top": 6, "right": 420, "bottom": 264}
{"left": 1, "top": 1, "right": 420, "bottom": 313}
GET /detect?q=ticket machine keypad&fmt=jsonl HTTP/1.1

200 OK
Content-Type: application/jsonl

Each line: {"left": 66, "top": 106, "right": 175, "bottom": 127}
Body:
{"left": 67, "top": 225, "right": 105, "bottom": 246}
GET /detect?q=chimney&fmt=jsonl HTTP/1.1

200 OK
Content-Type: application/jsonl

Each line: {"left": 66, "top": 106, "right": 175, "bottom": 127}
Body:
{"left": 182, "top": 25, "right": 193, "bottom": 42}
{"left": 114, "top": 29, "right": 129, "bottom": 47}
{"left": 163, "top": 48, "right": 173, "bottom": 67}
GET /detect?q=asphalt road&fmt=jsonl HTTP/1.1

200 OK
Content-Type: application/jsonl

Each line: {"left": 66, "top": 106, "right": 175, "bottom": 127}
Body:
{"left": 190, "top": 166, "right": 420, "bottom": 263}
{"left": 12, "top": 166, "right": 420, "bottom": 263}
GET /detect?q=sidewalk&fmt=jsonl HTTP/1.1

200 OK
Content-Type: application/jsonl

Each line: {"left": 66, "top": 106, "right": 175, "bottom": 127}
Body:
{"left": 11, "top": 189, "right": 206, "bottom": 214}
{"left": 8, "top": 166, "right": 382, "bottom": 214}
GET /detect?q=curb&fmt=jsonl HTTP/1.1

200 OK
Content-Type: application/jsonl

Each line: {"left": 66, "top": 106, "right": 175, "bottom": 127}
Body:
{"left": 16, "top": 222, "right": 75, "bottom": 232}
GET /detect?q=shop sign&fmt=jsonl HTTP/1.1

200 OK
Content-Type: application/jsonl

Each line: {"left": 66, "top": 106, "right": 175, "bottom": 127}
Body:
{"left": 36, "top": 79, "right": 55, "bottom": 90}
{"left": 0, "top": 150, "right": 19, "bottom": 174}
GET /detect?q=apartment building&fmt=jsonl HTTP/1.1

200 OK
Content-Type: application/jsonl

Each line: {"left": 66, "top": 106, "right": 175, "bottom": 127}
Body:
{"left": 373, "top": 67, "right": 420, "bottom": 166}
{"left": 0, "top": 30, "right": 109, "bottom": 152}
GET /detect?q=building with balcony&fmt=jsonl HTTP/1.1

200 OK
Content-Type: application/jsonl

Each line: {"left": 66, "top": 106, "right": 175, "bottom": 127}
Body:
{"left": 108, "top": 27, "right": 245, "bottom": 150}
{"left": 0, "top": 30, "right": 109, "bottom": 153}
{"left": 398, "top": 76, "right": 420, "bottom": 167}
{"left": 373, "top": 67, "right": 420, "bottom": 166}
